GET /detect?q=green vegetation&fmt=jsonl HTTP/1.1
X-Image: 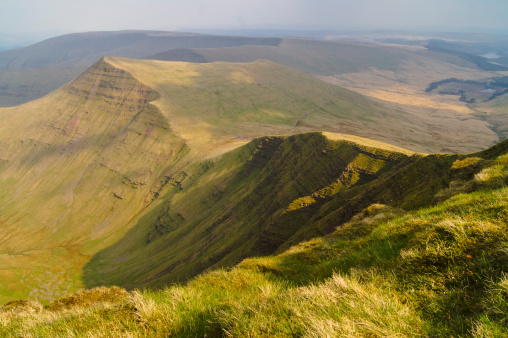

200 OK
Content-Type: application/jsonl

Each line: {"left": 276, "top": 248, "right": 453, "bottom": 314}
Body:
{"left": 82, "top": 132, "right": 413, "bottom": 290}
{"left": 2, "top": 145, "right": 508, "bottom": 336}
{"left": 473, "top": 93, "right": 508, "bottom": 142}
{"left": 0, "top": 56, "right": 501, "bottom": 305}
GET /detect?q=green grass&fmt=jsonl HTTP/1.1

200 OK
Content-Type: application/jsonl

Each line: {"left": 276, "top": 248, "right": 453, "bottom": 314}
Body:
{"left": 81, "top": 132, "right": 414, "bottom": 290}
{"left": 3, "top": 152, "right": 508, "bottom": 335}
{"left": 0, "top": 55, "right": 505, "bottom": 308}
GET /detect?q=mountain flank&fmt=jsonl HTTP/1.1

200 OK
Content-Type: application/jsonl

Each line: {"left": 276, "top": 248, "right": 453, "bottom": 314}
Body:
{"left": 2, "top": 136, "right": 508, "bottom": 336}
{"left": 0, "top": 56, "right": 501, "bottom": 304}
{"left": 105, "top": 56, "right": 497, "bottom": 154}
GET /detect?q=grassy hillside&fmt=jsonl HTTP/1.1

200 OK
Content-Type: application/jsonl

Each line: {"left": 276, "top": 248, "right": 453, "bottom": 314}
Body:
{"left": 2, "top": 141, "right": 508, "bottom": 336}
{"left": 106, "top": 56, "right": 496, "bottom": 154}
{"left": 150, "top": 37, "right": 508, "bottom": 144}
{"left": 0, "top": 58, "right": 187, "bottom": 303}
{"left": 474, "top": 94, "right": 508, "bottom": 141}
{"left": 82, "top": 128, "right": 505, "bottom": 293}
{"left": 82, "top": 132, "right": 414, "bottom": 289}
{"left": 0, "top": 56, "right": 501, "bottom": 304}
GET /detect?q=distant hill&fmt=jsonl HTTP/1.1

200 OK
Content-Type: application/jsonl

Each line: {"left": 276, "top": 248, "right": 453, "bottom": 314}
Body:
{"left": 0, "top": 30, "right": 488, "bottom": 108}
{"left": 0, "top": 31, "right": 281, "bottom": 69}
{"left": 425, "top": 40, "right": 508, "bottom": 71}
{"left": 0, "top": 30, "right": 281, "bottom": 107}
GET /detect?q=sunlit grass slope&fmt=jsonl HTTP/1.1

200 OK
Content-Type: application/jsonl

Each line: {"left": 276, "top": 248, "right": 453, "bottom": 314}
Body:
{"left": 0, "top": 58, "right": 187, "bottom": 303}
{"left": 108, "top": 56, "right": 495, "bottom": 154}
{"left": 3, "top": 145, "right": 508, "bottom": 336}
{"left": 84, "top": 133, "right": 506, "bottom": 294}
{"left": 150, "top": 38, "right": 503, "bottom": 149}
{"left": 83, "top": 132, "right": 414, "bottom": 289}
{"left": 82, "top": 133, "right": 507, "bottom": 293}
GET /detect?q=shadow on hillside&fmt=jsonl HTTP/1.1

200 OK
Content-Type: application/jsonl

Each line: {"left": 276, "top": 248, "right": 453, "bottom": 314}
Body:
{"left": 78, "top": 135, "right": 504, "bottom": 292}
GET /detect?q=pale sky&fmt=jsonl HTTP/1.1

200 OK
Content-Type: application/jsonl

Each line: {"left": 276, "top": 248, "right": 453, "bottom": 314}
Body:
{"left": 1, "top": 0, "right": 508, "bottom": 34}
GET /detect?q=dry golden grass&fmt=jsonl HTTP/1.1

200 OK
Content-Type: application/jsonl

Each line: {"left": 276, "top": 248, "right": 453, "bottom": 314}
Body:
{"left": 319, "top": 55, "right": 507, "bottom": 152}
{"left": 322, "top": 132, "right": 416, "bottom": 155}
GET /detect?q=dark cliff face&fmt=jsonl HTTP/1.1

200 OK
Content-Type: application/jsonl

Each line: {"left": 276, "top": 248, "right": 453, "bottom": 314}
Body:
{"left": 83, "top": 133, "right": 414, "bottom": 289}
{"left": 84, "top": 132, "right": 506, "bottom": 290}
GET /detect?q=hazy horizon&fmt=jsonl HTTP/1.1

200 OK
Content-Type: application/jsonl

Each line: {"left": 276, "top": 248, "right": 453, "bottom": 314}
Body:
{"left": 1, "top": 0, "right": 508, "bottom": 36}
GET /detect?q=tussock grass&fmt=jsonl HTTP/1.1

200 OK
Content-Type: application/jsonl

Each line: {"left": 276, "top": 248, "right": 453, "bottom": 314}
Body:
{"left": 474, "top": 153, "right": 508, "bottom": 187}
{"left": 1, "top": 271, "right": 423, "bottom": 337}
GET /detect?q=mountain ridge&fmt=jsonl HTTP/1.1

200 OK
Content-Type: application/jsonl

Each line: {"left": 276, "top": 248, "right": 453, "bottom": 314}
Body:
{"left": 0, "top": 55, "right": 501, "bottom": 304}
{"left": 3, "top": 136, "right": 508, "bottom": 336}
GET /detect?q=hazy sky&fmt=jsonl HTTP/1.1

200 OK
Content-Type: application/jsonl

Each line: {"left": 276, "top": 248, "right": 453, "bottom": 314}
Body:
{"left": 1, "top": 0, "right": 508, "bottom": 34}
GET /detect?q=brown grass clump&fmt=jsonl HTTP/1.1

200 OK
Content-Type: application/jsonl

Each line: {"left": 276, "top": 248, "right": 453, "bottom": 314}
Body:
{"left": 46, "top": 286, "right": 129, "bottom": 311}
{"left": 451, "top": 157, "right": 483, "bottom": 170}
{"left": 0, "top": 300, "right": 43, "bottom": 316}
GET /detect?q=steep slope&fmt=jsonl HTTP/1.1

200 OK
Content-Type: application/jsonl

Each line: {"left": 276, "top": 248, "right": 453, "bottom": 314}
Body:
{"left": 83, "top": 133, "right": 413, "bottom": 288}
{"left": 83, "top": 132, "right": 501, "bottom": 291}
{"left": 0, "top": 58, "right": 186, "bottom": 302}
{"left": 0, "top": 56, "right": 498, "bottom": 304}
{"left": 3, "top": 140, "right": 508, "bottom": 337}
